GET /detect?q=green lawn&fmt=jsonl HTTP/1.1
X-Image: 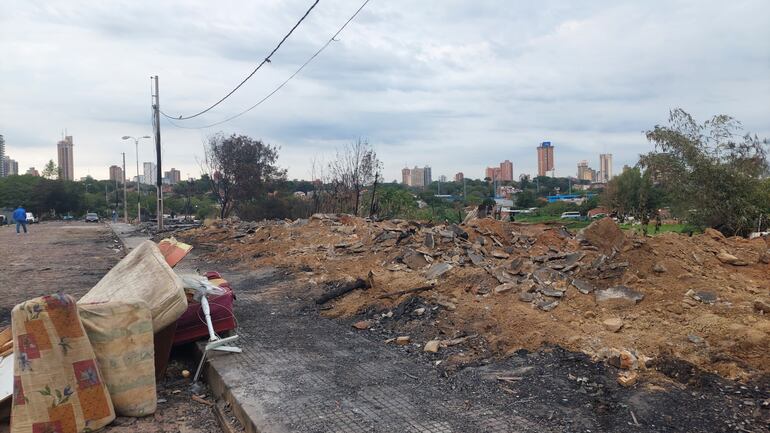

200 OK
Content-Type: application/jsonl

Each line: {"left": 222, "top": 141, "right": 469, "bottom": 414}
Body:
{"left": 514, "top": 215, "right": 695, "bottom": 235}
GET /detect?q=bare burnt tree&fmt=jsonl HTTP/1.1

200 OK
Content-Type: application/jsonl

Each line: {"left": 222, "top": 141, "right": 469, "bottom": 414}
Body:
{"left": 327, "top": 138, "right": 381, "bottom": 216}
{"left": 201, "top": 133, "right": 285, "bottom": 219}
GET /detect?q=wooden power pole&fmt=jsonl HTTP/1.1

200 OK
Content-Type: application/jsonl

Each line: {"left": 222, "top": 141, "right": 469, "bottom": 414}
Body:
{"left": 151, "top": 75, "right": 164, "bottom": 230}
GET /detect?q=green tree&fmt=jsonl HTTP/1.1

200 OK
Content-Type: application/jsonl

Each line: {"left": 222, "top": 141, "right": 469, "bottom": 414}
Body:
{"left": 640, "top": 109, "right": 769, "bottom": 236}
{"left": 41, "top": 160, "right": 58, "bottom": 179}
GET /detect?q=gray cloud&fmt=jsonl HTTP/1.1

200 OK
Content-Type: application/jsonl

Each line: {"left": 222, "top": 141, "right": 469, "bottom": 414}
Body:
{"left": 1, "top": 0, "right": 768, "bottom": 182}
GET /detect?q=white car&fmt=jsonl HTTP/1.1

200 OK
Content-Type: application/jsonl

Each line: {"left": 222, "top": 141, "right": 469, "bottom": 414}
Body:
{"left": 560, "top": 211, "right": 583, "bottom": 220}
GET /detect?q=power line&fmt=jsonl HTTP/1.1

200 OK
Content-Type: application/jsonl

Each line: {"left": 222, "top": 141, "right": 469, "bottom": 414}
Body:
{"left": 162, "top": 0, "right": 320, "bottom": 121}
{"left": 164, "top": 0, "right": 372, "bottom": 130}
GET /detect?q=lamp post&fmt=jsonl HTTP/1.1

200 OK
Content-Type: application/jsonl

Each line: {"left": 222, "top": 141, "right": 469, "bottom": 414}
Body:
{"left": 121, "top": 135, "right": 151, "bottom": 223}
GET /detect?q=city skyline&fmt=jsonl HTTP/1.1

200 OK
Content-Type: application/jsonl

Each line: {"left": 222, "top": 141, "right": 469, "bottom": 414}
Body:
{"left": 2, "top": 1, "right": 767, "bottom": 182}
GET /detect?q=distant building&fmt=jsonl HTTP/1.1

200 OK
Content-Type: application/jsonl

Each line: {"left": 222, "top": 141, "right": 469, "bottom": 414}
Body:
{"left": 438, "top": 175, "right": 447, "bottom": 183}
{"left": 622, "top": 164, "right": 631, "bottom": 173}
{"left": 454, "top": 172, "right": 464, "bottom": 182}
{"left": 26, "top": 167, "right": 39, "bottom": 176}
{"left": 410, "top": 167, "right": 425, "bottom": 187}
{"left": 423, "top": 166, "right": 432, "bottom": 185}
{"left": 57, "top": 135, "right": 75, "bottom": 181}
{"left": 599, "top": 154, "right": 613, "bottom": 182}
{"left": 0, "top": 135, "right": 5, "bottom": 177}
{"left": 109, "top": 165, "right": 123, "bottom": 182}
{"left": 484, "top": 167, "right": 495, "bottom": 180}
{"left": 537, "top": 142, "right": 554, "bottom": 177}
{"left": 143, "top": 162, "right": 156, "bottom": 185}
{"left": 2, "top": 156, "right": 18, "bottom": 176}
{"left": 499, "top": 160, "right": 513, "bottom": 181}
{"left": 165, "top": 168, "right": 181, "bottom": 185}
{"left": 401, "top": 167, "right": 411, "bottom": 186}
{"left": 577, "top": 160, "right": 596, "bottom": 182}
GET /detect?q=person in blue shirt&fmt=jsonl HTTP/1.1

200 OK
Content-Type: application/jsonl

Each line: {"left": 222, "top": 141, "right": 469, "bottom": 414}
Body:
{"left": 12, "top": 205, "right": 28, "bottom": 234}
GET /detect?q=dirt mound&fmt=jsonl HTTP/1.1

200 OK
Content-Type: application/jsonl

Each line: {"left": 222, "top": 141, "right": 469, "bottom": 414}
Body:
{"left": 178, "top": 215, "right": 770, "bottom": 383}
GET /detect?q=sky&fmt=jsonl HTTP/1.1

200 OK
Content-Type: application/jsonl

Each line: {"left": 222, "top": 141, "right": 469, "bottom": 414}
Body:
{"left": 1, "top": 0, "right": 769, "bottom": 183}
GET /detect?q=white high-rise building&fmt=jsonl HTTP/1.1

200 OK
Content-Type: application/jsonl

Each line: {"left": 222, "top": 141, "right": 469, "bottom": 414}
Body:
{"left": 599, "top": 154, "right": 613, "bottom": 183}
{"left": 0, "top": 135, "right": 5, "bottom": 177}
{"left": 143, "top": 162, "right": 157, "bottom": 185}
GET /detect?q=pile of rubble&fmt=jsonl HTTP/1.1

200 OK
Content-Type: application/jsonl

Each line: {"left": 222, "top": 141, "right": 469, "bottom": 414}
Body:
{"left": 179, "top": 214, "right": 770, "bottom": 384}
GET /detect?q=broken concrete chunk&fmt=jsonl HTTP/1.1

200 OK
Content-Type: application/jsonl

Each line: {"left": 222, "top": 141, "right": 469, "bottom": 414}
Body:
{"left": 571, "top": 279, "right": 596, "bottom": 295}
{"left": 537, "top": 286, "right": 564, "bottom": 298}
{"left": 603, "top": 318, "right": 624, "bottom": 332}
{"left": 518, "top": 292, "right": 535, "bottom": 302}
{"left": 425, "top": 263, "right": 452, "bottom": 279}
{"left": 448, "top": 224, "right": 469, "bottom": 240}
{"left": 595, "top": 286, "right": 645, "bottom": 305}
{"left": 494, "top": 283, "right": 515, "bottom": 294}
{"left": 424, "top": 340, "right": 440, "bottom": 353}
{"left": 332, "top": 225, "right": 356, "bottom": 234}
{"left": 467, "top": 251, "right": 486, "bottom": 267}
{"left": 652, "top": 263, "right": 667, "bottom": 273}
{"left": 688, "top": 334, "right": 705, "bottom": 345}
{"left": 533, "top": 268, "right": 569, "bottom": 286}
{"left": 423, "top": 233, "right": 435, "bottom": 249}
{"left": 537, "top": 300, "right": 559, "bottom": 311}
{"left": 413, "top": 307, "right": 426, "bottom": 316}
{"left": 691, "top": 290, "right": 717, "bottom": 304}
{"left": 716, "top": 250, "right": 748, "bottom": 266}
{"left": 402, "top": 249, "right": 429, "bottom": 270}
{"left": 491, "top": 251, "right": 510, "bottom": 259}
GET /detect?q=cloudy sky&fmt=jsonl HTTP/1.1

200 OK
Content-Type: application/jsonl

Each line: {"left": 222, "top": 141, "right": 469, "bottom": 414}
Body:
{"left": 1, "top": 0, "right": 769, "bottom": 182}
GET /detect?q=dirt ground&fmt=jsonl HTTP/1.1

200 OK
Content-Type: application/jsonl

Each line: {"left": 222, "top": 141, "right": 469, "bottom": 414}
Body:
{"left": 171, "top": 214, "right": 770, "bottom": 431}
{"left": 0, "top": 221, "right": 225, "bottom": 433}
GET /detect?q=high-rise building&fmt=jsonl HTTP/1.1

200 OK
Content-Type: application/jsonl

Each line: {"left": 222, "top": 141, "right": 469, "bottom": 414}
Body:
{"left": 109, "top": 165, "right": 123, "bottom": 182}
{"left": 401, "top": 167, "right": 411, "bottom": 186}
{"left": 454, "top": 172, "right": 464, "bottom": 183}
{"left": 599, "top": 154, "right": 613, "bottom": 182}
{"left": 143, "top": 162, "right": 156, "bottom": 185}
{"left": 26, "top": 167, "right": 39, "bottom": 176}
{"left": 485, "top": 167, "right": 496, "bottom": 180}
{"left": 0, "top": 135, "right": 5, "bottom": 177}
{"left": 423, "top": 166, "right": 432, "bottom": 186}
{"left": 438, "top": 175, "right": 447, "bottom": 183}
{"left": 410, "top": 167, "right": 425, "bottom": 187}
{"left": 577, "top": 160, "right": 597, "bottom": 181}
{"left": 165, "top": 168, "right": 181, "bottom": 185}
{"left": 57, "top": 135, "right": 75, "bottom": 180}
{"left": 500, "top": 160, "right": 513, "bottom": 181}
{"left": 537, "top": 142, "right": 554, "bottom": 177}
{"left": 622, "top": 164, "right": 631, "bottom": 173}
{"left": 3, "top": 156, "right": 18, "bottom": 176}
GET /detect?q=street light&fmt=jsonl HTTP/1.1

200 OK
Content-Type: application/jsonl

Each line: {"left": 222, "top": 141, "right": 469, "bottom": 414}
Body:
{"left": 122, "top": 135, "right": 151, "bottom": 223}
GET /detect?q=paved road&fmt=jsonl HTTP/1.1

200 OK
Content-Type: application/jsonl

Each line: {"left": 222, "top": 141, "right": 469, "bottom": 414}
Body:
{"left": 0, "top": 221, "right": 122, "bottom": 327}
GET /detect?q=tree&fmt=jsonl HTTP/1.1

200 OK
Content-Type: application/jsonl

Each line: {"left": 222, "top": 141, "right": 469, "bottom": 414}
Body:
{"left": 640, "top": 109, "right": 769, "bottom": 236}
{"left": 327, "top": 138, "right": 381, "bottom": 216}
{"left": 42, "top": 160, "right": 58, "bottom": 179}
{"left": 601, "top": 167, "right": 660, "bottom": 219}
{"left": 202, "top": 133, "right": 286, "bottom": 219}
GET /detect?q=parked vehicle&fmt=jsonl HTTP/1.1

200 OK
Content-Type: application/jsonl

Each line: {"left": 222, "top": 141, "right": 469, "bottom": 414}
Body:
{"left": 25, "top": 212, "right": 38, "bottom": 224}
{"left": 84, "top": 213, "right": 100, "bottom": 223}
{"left": 560, "top": 211, "right": 583, "bottom": 220}
{"left": 62, "top": 214, "right": 74, "bottom": 221}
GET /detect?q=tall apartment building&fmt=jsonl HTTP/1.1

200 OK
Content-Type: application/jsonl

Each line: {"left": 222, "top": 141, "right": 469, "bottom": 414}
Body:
{"left": 537, "top": 142, "right": 554, "bottom": 177}
{"left": 410, "top": 167, "right": 425, "bottom": 187}
{"left": 577, "top": 160, "right": 596, "bottom": 182}
{"left": 109, "top": 165, "right": 123, "bottom": 182}
{"left": 485, "top": 167, "right": 496, "bottom": 180}
{"left": 57, "top": 135, "right": 75, "bottom": 180}
{"left": 499, "top": 160, "right": 513, "bottom": 181}
{"left": 599, "top": 153, "right": 613, "bottom": 183}
{"left": 0, "top": 134, "right": 5, "bottom": 177}
{"left": 423, "top": 166, "right": 432, "bottom": 186}
{"left": 3, "top": 157, "right": 19, "bottom": 176}
{"left": 454, "top": 172, "right": 464, "bottom": 182}
{"left": 26, "top": 167, "right": 40, "bottom": 176}
{"left": 165, "top": 168, "right": 181, "bottom": 185}
{"left": 401, "top": 167, "right": 411, "bottom": 186}
{"left": 438, "top": 175, "right": 447, "bottom": 183}
{"left": 143, "top": 162, "right": 156, "bottom": 185}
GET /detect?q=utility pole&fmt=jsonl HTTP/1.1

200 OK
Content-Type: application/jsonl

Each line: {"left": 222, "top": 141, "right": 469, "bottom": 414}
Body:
{"left": 151, "top": 75, "right": 164, "bottom": 230}
{"left": 122, "top": 152, "right": 128, "bottom": 223}
{"left": 105, "top": 183, "right": 108, "bottom": 205}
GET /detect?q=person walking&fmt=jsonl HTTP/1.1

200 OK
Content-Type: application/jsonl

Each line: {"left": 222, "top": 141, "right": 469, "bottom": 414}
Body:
{"left": 112, "top": 209, "right": 118, "bottom": 223}
{"left": 13, "top": 205, "right": 28, "bottom": 234}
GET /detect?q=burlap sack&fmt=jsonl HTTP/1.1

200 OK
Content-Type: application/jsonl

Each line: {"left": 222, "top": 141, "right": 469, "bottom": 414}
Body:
{"left": 79, "top": 300, "right": 156, "bottom": 417}
{"left": 11, "top": 294, "right": 115, "bottom": 433}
